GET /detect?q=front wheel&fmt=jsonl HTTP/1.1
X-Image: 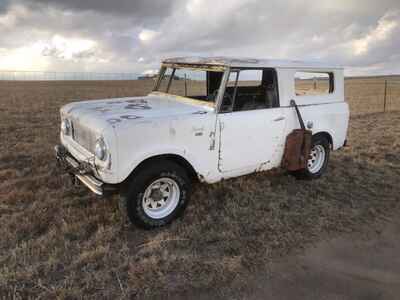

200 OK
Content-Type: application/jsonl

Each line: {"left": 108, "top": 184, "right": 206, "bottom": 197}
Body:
{"left": 291, "top": 135, "right": 330, "bottom": 179}
{"left": 119, "top": 160, "right": 191, "bottom": 229}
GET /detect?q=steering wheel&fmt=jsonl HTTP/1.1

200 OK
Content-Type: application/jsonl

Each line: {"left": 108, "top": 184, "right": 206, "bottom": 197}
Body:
{"left": 207, "top": 89, "right": 219, "bottom": 101}
{"left": 208, "top": 90, "right": 233, "bottom": 111}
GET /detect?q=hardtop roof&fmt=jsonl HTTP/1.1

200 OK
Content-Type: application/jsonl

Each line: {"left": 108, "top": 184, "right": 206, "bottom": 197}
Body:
{"left": 162, "top": 56, "right": 343, "bottom": 70}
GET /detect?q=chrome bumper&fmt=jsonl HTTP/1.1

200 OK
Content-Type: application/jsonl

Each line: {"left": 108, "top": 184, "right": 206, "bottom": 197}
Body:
{"left": 55, "top": 145, "right": 104, "bottom": 195}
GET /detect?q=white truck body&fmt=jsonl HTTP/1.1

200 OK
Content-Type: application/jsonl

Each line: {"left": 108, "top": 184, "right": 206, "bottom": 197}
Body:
{"left": 58, "top": 57, "right": 349, "bottom": 194}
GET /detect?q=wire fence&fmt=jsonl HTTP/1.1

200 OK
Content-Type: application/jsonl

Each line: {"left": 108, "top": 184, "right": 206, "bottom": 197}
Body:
{"left": 345, "top": 78, "right": 400, "bottom": 114}
{"left": 0, "top": 71, "right": 399, "bottom": 115}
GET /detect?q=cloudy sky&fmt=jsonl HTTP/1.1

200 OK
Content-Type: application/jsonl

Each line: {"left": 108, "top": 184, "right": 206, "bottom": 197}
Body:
{"left": 0, "top": 0, "right": 399, "bottom": 76}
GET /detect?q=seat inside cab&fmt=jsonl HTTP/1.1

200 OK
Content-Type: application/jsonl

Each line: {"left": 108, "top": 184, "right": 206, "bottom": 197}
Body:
{"left": 222, "top": 68, "right": 279, "bottom": 112}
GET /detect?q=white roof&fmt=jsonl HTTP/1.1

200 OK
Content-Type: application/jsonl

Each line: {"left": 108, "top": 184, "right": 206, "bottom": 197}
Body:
{"left": 162, "top": 56, "right": 342, "bottom": 70}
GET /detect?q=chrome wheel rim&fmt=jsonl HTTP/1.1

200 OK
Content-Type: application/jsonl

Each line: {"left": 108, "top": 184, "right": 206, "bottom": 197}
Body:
{"left": 142, "top": 178, "right": 180, "bottom": 219}
{"left": 307, "top": 145, "right": 326, "bottom": 174}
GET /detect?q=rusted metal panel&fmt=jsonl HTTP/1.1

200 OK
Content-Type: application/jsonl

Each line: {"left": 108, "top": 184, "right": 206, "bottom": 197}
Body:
{"left": 162, "top": 56, "right": 343, "bottom": 70}
{"left": 161, "top": 63, "right": 226, "bottom": 72}
{"left": 282, "top": 129, "right": 312, "bottom": 171}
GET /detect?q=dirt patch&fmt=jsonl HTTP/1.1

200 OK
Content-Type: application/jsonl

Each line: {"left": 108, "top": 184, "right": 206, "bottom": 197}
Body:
{"left": 246, "top": 217, "right": 400, "bottom": 300}
{"left": 0, "top": 81, "right": 399, "bottom": 299}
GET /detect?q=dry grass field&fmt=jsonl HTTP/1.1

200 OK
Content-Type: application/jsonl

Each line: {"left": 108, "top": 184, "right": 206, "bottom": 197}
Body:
{"left": 0, "top": 79, "right": 400, "bottom": 298}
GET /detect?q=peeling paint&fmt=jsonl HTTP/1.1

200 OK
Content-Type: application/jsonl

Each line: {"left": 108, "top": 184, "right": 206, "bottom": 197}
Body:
{"left": 120, "top": 115, "right": 141, "bottom": 120}
{"left": 93, "top": 107, "right": 111, "bottom": 113}
{"left": 107, "top": 115, "right": 142, "bottom": 124}
{"left": 197, "top": 174, "right": 205, "bottom": 182}
{"left": 169, "top": 127, "right": 176, "bottom": 136}
{"left": 162, "top": 62, "right": 226, "bottom": 72}
{"left": 107, "top": 118, "right": 121, "bottom": 124}
{"left": 125, "top": 99, "right": 146, "bottom": 104}
{"left": 192, "top": 110, "right": 208, "bottom": 115}
{"left": 124, "top": 103, "right": 151, "bottom": 110}
{"left": 256, "top": 161, "right": 270, "bottom": 172}
{"left": 106, "top": 101, "right": 124, "bottom": 104}
{"left": 209, "top": 131, "right": 215, "bottom": 150}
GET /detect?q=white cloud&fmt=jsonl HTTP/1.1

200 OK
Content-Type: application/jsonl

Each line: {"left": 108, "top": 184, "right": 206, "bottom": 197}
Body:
{"left": 0, "top": 44, "right": 50, "bottom": 70}
{"left": 41, "top": 35, "right": 98, "bottom": 60}
{"left": 138, "top": 29, "right": 159, "bottom": 43}
{"left": 352, "top": 10, "right": 399, "bottom": 55}
{"left": 142, "top": 69, "right": 158, "bottom": 75}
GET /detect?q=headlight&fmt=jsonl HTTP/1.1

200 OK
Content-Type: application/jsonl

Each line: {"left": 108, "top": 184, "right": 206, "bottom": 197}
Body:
{"left": 61, "top": 119, "right": 71, "bottom": 135}
{"left": 94, "top": 137, "right": 107, "bottom": 161}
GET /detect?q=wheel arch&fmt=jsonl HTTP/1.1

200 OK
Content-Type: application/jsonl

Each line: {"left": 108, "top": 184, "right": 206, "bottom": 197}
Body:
{"left": 122, "top": 154, "right": 198, "bottom": 185}
{"left": 313, "top": 131, "right": 333, "bottom": 149}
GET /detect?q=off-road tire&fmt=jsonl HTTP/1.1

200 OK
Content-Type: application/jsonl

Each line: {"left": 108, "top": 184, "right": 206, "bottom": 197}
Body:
{"left": 119, "top": 160, "right": 191, "bottom": 229}
{"left": 291, "top": 135, "right": 330, "bottom": 180}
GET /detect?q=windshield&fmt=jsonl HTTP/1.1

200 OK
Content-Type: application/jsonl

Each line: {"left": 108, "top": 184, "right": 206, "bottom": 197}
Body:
{"left": 154, "top": 66, "right": 225, "bottom": 106}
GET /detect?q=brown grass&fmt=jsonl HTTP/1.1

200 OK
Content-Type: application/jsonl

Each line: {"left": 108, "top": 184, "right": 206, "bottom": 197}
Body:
{"left": 0, "top": 79, "right": 399, "bottom": 299}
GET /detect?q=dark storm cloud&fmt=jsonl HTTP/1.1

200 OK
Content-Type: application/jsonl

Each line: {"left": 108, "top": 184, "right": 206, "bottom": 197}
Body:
{"left": 143, "top": 0, "right": 400, "bottom": 74}
{"left": 0, "top": 0, "right": 11, "bottom": 13}
{"left": 1, "top": 0, "right": 400, "bottom": 75}
{"left": 155, "top": 0, "right": 399, "bottom": 53}
{"left": 22, "top": 0, "right": 180, "bottom": 19}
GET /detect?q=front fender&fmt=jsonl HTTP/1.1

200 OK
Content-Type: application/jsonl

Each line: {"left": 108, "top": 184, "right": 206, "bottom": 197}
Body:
{"left": 117, "top": 146, "right": 203, "bottom": 183}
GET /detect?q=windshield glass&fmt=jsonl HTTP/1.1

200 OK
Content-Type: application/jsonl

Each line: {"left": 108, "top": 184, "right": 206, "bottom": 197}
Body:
{"left": 154, "top": 66, "right": 225, "bottom": 106}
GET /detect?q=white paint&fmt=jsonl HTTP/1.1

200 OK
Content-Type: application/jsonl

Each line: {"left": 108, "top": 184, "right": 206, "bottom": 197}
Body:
{"left": 59, "top": 57, "right": 349, "bottom": 188}
{"left": 217, "top": 108, "right": 286, "bottom": 172}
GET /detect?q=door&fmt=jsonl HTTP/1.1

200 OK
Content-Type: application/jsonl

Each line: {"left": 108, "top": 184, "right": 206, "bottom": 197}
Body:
{"left": 217, "top": 68, "right": 286, "bottom": 173}
{"left": 218, "top": 108, "right": 286, "bottom": 172}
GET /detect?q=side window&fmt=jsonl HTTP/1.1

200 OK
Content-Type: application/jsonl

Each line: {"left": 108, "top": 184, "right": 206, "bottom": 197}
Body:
{"left": 221, "top": 68, "right": 279, "bottom": 112}
{"left": 295, "top": 71, "right": 334, "bottom": 96}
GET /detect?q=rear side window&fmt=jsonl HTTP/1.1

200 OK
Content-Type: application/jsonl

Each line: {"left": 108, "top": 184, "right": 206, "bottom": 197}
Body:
{"left": 295, "top": 71, "right": 334, "bottom": 96}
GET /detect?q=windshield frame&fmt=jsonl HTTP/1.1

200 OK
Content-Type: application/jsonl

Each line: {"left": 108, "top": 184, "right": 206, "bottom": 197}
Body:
{"left": 152, "top": 64, "right": 228, "bottom": 110}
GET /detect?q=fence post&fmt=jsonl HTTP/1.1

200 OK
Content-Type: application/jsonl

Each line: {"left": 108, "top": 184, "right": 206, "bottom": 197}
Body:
{"left": 184, "top": 73, "right": 187, "bottom": 97}
{"left": 383, "top": 80, "right": 388, "bottom": 112}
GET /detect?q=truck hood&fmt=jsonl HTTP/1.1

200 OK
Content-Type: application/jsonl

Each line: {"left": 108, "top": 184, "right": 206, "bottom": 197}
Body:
{"left": 60, "top": 92, "right": 214, "bottom": 132}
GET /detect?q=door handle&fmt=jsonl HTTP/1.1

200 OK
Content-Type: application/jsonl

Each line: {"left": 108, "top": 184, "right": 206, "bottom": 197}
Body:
{"left": 273, "top": 116, "right": 285, "bottom": 122}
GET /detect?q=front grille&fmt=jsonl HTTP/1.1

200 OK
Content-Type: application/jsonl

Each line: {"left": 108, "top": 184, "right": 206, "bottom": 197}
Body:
{"left": 71, "top": 120, "right": 97, "bottom": 153}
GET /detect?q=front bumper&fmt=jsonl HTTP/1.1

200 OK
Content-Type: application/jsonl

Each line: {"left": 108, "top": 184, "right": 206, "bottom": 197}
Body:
{"left": 55, "top": 145, "right": 110, "bottom": 196}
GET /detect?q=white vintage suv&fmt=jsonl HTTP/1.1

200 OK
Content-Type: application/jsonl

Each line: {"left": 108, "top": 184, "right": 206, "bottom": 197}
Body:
{"left": 56, "top": 57, "right": 349, "bottom": 228}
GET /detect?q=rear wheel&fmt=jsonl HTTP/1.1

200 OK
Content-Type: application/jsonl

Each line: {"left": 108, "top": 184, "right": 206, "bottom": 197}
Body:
{"left": 292, "top": 135, "right": 330, "bottom": 179}
{"left": 119, "top": 160, "right": 191, "bottom": 229}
